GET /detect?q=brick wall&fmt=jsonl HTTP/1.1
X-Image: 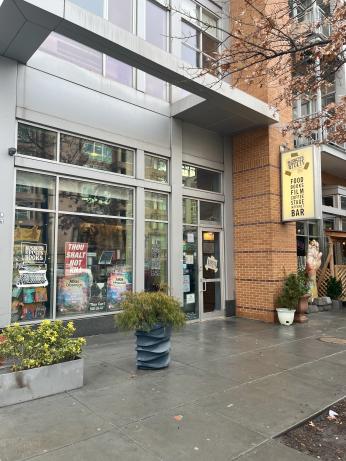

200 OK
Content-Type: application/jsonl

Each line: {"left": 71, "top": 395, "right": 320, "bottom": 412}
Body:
{"left": 230, "top": 0, "right": 297, "bottom": 322}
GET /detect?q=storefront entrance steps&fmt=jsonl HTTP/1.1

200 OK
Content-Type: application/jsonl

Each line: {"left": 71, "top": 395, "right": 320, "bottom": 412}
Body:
{"left": 0, "top": 311, "right": 345, "bottom": 460}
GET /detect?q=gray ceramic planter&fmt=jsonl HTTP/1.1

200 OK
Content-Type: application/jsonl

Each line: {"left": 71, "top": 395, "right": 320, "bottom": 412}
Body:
{"left": 0, "top": 358, "right": 84, "bottom": 407}
{"left": 136, "top": 325, "right": 171, "bottom": 369}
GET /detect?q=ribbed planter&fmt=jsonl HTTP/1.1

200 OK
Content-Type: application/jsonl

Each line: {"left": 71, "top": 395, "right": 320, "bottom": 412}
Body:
{"left": 135, "top": 325, "right": 171, "bottom": 370}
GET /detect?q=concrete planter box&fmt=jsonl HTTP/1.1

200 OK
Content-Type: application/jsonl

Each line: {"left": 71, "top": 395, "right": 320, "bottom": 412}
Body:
{"left": 0, "top": 358, "right": 83, "bottom": 408}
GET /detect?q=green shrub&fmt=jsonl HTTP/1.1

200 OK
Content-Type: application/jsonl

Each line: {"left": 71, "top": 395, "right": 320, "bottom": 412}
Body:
{"left": 277, "top": 272, "right": 310, "bottom": 310}
{"left": 326, "top": 276, "right": 343, "bottom": 300}
{"left": 0, "top": 320, "right": 86, "bottom": 372}
{"left": 116, "top": 291, "right": 186, "bottom": 332}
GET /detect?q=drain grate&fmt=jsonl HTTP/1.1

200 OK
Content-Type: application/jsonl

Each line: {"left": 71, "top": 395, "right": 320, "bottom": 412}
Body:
{"left": 319, "top": 336, "right": 346, "bottom": 345}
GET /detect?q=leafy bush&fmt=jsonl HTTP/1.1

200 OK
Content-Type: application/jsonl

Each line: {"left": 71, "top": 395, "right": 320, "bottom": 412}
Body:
{"left": 326, "top": 276, "right": 343, "bottom": 300}
{"left": 0, "top": 320, "right": 86, "bottom": 371}
{"left": 116, "top": 291, "right": 186, "bottom": 332}
{"left": 277, "top": 272, "right": 310, "bottom": 310}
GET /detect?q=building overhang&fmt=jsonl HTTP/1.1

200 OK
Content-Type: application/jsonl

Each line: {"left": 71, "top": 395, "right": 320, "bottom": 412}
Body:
{"left": 321, "top": 143, "right": 346, "bottom": 178}
{"left": 0, "top": 0, "right": 278, "bottom": 135}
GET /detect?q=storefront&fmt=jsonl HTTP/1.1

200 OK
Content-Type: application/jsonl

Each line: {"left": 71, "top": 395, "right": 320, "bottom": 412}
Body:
{"left": 9, "top": 121, "right": 227, "bottom": 328}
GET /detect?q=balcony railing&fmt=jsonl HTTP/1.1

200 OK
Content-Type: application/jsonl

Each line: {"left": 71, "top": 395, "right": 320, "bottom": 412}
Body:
{"left": 297, "top": 5, "right": 331, "bottom": 37}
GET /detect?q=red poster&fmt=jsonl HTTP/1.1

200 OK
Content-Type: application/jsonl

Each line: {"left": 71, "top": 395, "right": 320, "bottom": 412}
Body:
{"left": 65, "top": 242, "right": 88, "bottom": 276}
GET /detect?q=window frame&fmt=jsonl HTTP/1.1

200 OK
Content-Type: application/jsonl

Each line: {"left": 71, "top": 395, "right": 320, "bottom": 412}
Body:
{"left": 182, "top": 162, "right": 223, "bottom": 194}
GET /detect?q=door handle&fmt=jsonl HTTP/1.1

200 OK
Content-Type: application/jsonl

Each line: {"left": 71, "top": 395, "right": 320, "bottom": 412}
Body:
{"left": 202, "top": 281, "right": 207, "bottom": 292}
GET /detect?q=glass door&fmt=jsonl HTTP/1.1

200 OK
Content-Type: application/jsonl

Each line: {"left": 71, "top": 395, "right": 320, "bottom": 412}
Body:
{"left": 200, "top": 229, "right": 223, "bottom": 317}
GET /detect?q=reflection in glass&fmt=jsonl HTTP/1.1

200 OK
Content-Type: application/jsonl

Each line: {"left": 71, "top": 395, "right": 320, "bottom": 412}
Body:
{"left": 183, "top": 198, "right": 198, "bottom": 225}
{"left": 41, "top": 33, "right": 103, "bottom": 74}
{"left": 145, "top": 221, "right": 168, "bottom": 291}
{"left": 183, "top": 226, "right": 199, "bottom": 319}
{"left": 182, "top": 164, "right": 221, "bottom": 192}
{"left": 203, "top": 281, "right": 221, "bottom": 312}
{"left": 200, "top": 201, "right": 221, "bottom": 224}
{"left": 105, "top": 56, "right": 133, "bottom": 87}
{"left": 60, "top": 134, "right": 134, "bottom": 175}
{"left": 146, "top": 74, "right": 167, "bottom": 100}
{"left": 144, "top": 154, "right": 168, "bottom": 183}
{"left": 17, "top": 124, "right": 57, "bottom": 161}
{"left": 108, "top": 0, "right": 133, "bottom": 30}
{"left": 145, "top": 0, "right": 168, "bottom": 99}
{"left": 146, "top": 0, "right": 167, "bottom": 50}
{"left": 57, "top": 215, "right": 133, "bottom": 316}
{"left": 16, "top": 171, "right": 56, "bottom": 210}
{"left": 70, "top": 0, "right": 104, "bottom": 15}
{"left": 59, "top": 179, "right": 133, "bottom": 217}
{"left": 145, "top": 192, "right": 168, "bottom": 221}
{"left": 202, "top": 231, "right": 220, "bottom": 280}
{"left": 12, "top": 211, "right": 55, "bottom": 322}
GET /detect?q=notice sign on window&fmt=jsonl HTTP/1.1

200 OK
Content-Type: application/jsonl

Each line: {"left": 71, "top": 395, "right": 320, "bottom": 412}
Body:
{"left": 281, "top": 146, "right": 321, "bottom": 222}
{"left": 65, "top": 242, "right": 88, "bottom": 275}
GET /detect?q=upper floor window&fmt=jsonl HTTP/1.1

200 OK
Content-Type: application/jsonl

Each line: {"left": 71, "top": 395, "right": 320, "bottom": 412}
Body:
{"left": 341, "top": 196, "right": 346, "bottom": 210}
{"left": 182, "top": 164, "right": 222, "bottom": 193}
{"left": 145, "top": 0, "right": 169, "bottom": 99}
{"left": 70, "top": 0, "right": 104, "bottom": 16}
{"left": 322, "top": 196, "right": 334, "bottom": 207}
{"left": 181, "top": 1, "right": 220, "bottom": 72}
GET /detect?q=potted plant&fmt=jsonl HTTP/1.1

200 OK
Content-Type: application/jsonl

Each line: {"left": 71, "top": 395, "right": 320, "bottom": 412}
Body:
{"left": 277, "top": 273, "right": 309, "bottom": 326}
{"left": 0, "top": 320, "right": 85, "bottom": 407}
{"left": 116, "top": 291, "right": 186, "bottom": 370}
{"left": 326, "top": 276, "right": 343, "bottom": 310}
{"left": 295, "top": 269, "right": 311, "bottom": 323}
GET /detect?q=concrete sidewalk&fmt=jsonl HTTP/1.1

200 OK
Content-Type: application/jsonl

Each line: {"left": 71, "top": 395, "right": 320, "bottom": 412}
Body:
{"left": 0, "top": 311, "right": 345, "bottom": 461}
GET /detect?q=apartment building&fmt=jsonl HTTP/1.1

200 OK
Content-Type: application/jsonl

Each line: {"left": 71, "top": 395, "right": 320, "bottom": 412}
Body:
{"left": 1, "top": 0, "right": 340, "bottom": 333}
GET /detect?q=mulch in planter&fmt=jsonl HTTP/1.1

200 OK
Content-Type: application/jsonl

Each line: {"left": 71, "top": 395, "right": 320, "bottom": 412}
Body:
{"left": 279, "top": 398, "right": 346, "bottom": 461}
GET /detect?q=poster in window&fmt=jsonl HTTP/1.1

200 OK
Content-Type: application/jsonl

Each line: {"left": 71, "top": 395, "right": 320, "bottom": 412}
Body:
{"left": 21, "top": 242, "right": 47, "bottom": 265}
{"left": 183, "top": 274, "right": 190, "bottom": 293}
{"left": 107, "top": 272, "right": 129, "bottom": 309}
{"left": 57, "top": 273, "right": 90, "bottom": 314}
{"left": 65, "top": 242, "right": 88, "bottom": 276}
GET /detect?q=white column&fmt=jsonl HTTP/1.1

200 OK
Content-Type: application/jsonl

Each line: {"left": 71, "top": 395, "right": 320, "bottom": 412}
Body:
{"left": 169, "top": 118, "right": 183, "bottom": 301}
{"left": 0, "top": 57, "right": 17, "bottom": 327}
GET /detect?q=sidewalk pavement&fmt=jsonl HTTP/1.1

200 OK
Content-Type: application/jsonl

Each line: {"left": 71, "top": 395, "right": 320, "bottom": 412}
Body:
{"left": 0, "top": 311, "right": 345, "bottom": 461}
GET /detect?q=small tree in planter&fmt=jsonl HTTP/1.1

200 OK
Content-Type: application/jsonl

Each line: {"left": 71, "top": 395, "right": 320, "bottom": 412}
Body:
{"left": 0, "top": 320, "right": 86, "bottom": 407}
{"left": 116, "top": 291, "right": 186, "bottom": 370}
{"left": 277, "top": 273, "right": 309, "bottom": 326}
{"left": 326, "top": 277, "right": 343, "bottom": 310}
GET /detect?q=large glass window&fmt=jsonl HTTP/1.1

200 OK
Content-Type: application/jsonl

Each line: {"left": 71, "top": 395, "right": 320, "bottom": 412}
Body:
{"left": 17, "top": 123, "right": 57, "bottom": 161}
{"left": 12, "top": 174, "right": 56, "bottom": 322}
{"left": 145, "top": 0, "right": 168, "bottom": 99}
{"left": 16, "top": 171, "right": 56, "bottom": 210}
{"left": 182, "top": 164, "right": 221, "bottom": 192}
{"left": 56, "top": 216, "right": 133, "bottom": 316}
{"left": 145, "top": 192, "right": 168, "bottom": 291}
{"left": 183, "top": 225, "right": 199, "bottom": 319}
{"left": 59, "top": 179, "right": 133, "bottom": 217}
{"left": 60, "top": 134, "right": 134, "bottom": 176}
{"left": 144, "top": 154, "right": 168, "bottom": 183}
{"left": 341, "top": 196, "right": 346, "bottom": 210}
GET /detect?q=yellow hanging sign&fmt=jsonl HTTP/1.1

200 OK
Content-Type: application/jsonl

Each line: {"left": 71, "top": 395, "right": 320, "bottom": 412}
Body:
{"left": 281, "top": 146, "right": 318, "bottom": 221}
